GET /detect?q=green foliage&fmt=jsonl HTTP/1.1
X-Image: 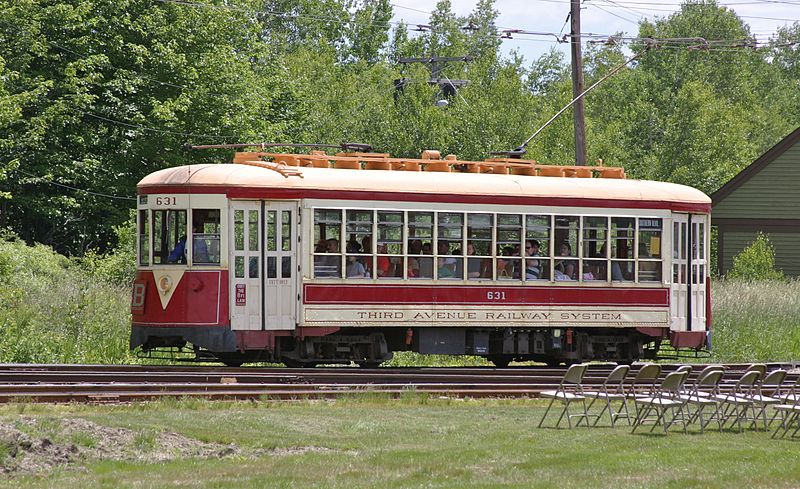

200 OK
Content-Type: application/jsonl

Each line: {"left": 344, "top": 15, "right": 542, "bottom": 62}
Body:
{"left": 81, "top": 212, "right": 137, "bottom": 286}
{"left": 0, "top": 235, "right": 133, "bottom": 363}
{"left": 0, "top": 0, "right": 300, "bottom": 254}
{"left": 727, "top": 232, "right": 784, "bottom": 281}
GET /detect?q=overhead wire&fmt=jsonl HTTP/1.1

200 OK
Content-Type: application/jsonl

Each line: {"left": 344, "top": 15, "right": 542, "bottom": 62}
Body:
{"left": 15, "top": 169, "right": 137, "bottom": 201}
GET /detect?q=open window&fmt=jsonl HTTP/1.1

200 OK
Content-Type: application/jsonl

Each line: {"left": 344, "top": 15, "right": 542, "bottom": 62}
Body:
{"left": 192, "top": 209, "right": 221, "bottom": 265}
{"left": 153, "top": 210, "right": 187, "bottom": 265}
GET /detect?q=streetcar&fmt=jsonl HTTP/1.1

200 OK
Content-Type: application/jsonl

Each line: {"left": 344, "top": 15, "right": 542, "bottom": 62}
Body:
{"left": 130, "top": 145, "right": 711, "bottom": 367}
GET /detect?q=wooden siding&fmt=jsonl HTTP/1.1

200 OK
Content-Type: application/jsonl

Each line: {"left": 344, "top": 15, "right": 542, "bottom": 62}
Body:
{"left": 713, "top": 145, "right": 800, "bottom": 219}
{"left": 721, "top": 231, "right": 800, "bottom": 277}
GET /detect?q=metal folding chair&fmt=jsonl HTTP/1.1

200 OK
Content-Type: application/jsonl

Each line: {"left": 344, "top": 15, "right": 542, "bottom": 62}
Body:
{"left": 680, "top": 369, "right": 724, "bottom": 433}
{"left": 748, "top": 369, "right": 788, "bottom": 430}
{"left": 771, "top": 382, "right": 800, "bottom": 439}
{"left": 631, "top": 371, "right": 690, "bottom": 434}
{"left": 715, "top": 370, "right": 762, "bottom": 432}
{"left": 627, "top": 363, "right": 662, "bottom": 419}
{"left": 584, "top": 364, "right": 631, "bottom": 427}
{"left": 745, "top": 363, "right": 767, "bottom": 381}
{"left": 537, "top": 363, "right": 590, "bottom": 428}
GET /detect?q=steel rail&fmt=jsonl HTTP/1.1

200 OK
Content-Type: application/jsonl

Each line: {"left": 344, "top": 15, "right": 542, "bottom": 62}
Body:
{"left": 0, "top": 363, "right": 795, "bottom": 404}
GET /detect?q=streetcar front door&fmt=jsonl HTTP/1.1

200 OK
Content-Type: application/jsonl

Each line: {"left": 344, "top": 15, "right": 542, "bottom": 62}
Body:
{"left": 230, "top": 202, "right": 262, "bottom": 331}
{"left": 263, "top": 202, "right": 297, "bottom": 330}
{"left": 670, "top": 214, "right": 707, "bottom": 332}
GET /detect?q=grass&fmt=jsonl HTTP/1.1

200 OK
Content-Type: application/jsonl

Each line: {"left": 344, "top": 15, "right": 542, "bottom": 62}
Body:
{"left": 711, "top": 279, "right": 800, "bottom": 362}
{"left": 2, "top": 397, "right": 800, "bottom": 488}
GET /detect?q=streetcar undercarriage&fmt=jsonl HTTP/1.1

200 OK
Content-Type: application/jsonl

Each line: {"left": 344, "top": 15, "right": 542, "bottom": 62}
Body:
{"left": 135, "top": 326, "right": 660, "bottom": 367}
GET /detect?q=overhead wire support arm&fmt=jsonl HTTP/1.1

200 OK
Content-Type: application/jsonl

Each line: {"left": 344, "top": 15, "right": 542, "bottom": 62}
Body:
{"left": 514, "top": 47, "right": 649, "bottom": 156}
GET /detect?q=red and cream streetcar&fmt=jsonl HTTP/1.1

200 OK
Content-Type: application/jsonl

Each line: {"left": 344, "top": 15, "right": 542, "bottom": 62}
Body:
{"left": 130, "top": 145, "right": 711, "bottom": 366}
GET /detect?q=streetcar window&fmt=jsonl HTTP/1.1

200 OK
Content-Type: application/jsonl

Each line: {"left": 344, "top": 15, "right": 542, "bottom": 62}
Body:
{"left": 313, "top": 209, "right": 342, "bottom": 278}
{"left": 694, "top": 222, "right": 705, "bottom": 285}
{"left": 437, "top": 213, "right": 463, "bottom": 279}
{"left": 138, "top": 210, "right": 150, "bottom": 266}
{"left": 191, "top": 209, "right": 220, "bottom": 265}
{"left": 611, "top": 217, "right": 635, "bottom": 282}
{"left": 582, "top": 216, "right": 608, "bottom": 281}
{"left": 638, "top": 218, "right": 663, "bottom": 282}
{"left": 266, "top": 210, "right": 277, "bottom": 252}
{"left": 554, "top": 216, "right": 578, "bottom": 280}
{"left": 152, "top": 210, "right": 187, "bottom": 265}
{"left": 524, "top": 215, "right": 550, "bottom": 281}
{"left": 234, "top": 210, "right": 244, "bottom": 251}
{"left": 346, "top": 210, "right": 373, "bottom": 279}
{"left": 496, "top": 214, "right": 522, "bottom": 280}
{"left": 409, "top": 211, "right": 433, "bottom": 279}
{"left": 249, "top": 210, "right": 259, "bottom": 252}
{"left": 377, "top": 211, "right": 403, "bottom": 279}
{"left": 467, "top": 214, "right": 493, "bottom": 280}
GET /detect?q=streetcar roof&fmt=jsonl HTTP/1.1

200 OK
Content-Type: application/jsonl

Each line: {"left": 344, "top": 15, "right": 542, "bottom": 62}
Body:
{"left": 138, "top": 164, "right": 711, "bottom": 212}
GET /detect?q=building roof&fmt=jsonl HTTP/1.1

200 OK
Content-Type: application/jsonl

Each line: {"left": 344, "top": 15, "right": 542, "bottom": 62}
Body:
{"left": 712, "top": 126, "right": 800, "bottom": 205}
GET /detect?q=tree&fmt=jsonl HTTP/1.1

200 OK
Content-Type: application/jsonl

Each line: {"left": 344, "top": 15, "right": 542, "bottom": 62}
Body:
{"left": 347, "top": 0, "right": 393, "bottom": 64}
{"left": 0, "top": 0, "right": 301, "bottom": 254}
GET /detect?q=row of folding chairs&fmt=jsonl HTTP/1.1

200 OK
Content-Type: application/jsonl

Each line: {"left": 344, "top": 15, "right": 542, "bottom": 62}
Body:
{"left": 536, "top": 362, "right": 800, "bottom": 437}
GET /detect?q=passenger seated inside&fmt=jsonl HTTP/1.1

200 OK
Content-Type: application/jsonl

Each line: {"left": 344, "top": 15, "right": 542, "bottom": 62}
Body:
{"left": 524, "top": 240, "right": 541, "bottom": 280}
{"left": 168, "top": 235, "right": 187, "bottom": 264}
{"left": 313, "top": 238, "right": 341, "bottom": 277}
{"left": 417, "top": 241, "right": 434, "bottom": 278}
{"left": 554, "top": 242, "right": 576, "bottom": 280}
{"left": 467, "top": 242, "right": 482, "bottom": 279}
{"left": 376, "top": 243, "right": 403, "bottom": 278}
{"left": 611, "top": 261, "right": 624, "bottom": 281}
{"left": 346, "top": 242, "right": 369, "bottom": 278}
{"left": 497, "top": 246, "right": 515, "bottom": 279}
{"left": 437, "top": 241, "right": 457, "bottom": 278}
{"left": 191, "top": 221, "right": 209, "bottom": 264}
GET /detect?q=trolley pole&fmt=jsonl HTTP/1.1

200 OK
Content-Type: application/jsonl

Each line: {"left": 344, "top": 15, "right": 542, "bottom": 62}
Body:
{"left": 570, "top": 0, "right": 587, "bottom": 166}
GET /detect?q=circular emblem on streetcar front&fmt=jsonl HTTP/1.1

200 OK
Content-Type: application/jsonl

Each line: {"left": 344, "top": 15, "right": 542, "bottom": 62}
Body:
{"left": 158, "top": 275, "right": 173, "bottom": 294}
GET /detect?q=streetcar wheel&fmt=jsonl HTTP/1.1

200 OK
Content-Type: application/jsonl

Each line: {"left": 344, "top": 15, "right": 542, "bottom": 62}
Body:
{"left": 488, "top": 355, "right": 511, "bottom": 368}
{"left": 213, "top": 353, "right": 246, "bottom": 368}
{"left": 282, "top": 358, "right": 304, "bottom": 368}
{"left": 357, "top": 361, "right": 382, "bottom": 369}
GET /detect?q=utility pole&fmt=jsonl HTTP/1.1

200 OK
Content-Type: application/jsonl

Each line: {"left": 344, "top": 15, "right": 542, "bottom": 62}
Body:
{"left": 570, "top": 0, "right": 587, "bottom": 165}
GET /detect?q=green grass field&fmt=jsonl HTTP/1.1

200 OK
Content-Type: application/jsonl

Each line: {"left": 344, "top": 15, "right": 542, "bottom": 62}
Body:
{"left": 2, "top": 397, "right": 799, "bottom": 489}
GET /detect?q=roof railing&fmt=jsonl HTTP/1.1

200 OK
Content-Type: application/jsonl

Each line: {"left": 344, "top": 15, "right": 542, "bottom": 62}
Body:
{"left": 230, "top": 149, "right": 626, "bottom": 179}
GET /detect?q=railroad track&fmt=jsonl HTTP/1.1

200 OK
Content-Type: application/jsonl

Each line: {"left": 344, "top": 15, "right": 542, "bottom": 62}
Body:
{"left": 0, "top": 363, "right": 795, "bottom": 404}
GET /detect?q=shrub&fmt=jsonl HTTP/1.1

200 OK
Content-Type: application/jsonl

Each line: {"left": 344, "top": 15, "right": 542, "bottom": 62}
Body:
{"left": 81, "top": 212, "right": 136, "bottom": 287}
{"left": 0, "top": 235, "right": 134, "bottom": 364}
{"left": 727, "top": 232, "right": 784, "bottom": 281}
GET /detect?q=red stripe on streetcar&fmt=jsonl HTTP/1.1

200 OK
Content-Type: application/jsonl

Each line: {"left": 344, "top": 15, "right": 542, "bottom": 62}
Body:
{"left": 303, "top": 284, "right": 669, "bottom": 306}
{"left": 139, "top": 185, "right": 711, "bottom": 213}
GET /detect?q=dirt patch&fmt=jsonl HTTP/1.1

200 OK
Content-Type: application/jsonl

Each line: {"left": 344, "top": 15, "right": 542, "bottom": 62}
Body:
{"left": 0, "top": 422, "right": 77, "bottom": 475}
{"left": 0, "top": 416, "right": 337, "bottom": 477}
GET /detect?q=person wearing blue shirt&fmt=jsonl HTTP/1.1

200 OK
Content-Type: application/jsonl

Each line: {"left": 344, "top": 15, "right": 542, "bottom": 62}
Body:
{"left": 168, "top": 235, "right": 187, "bottom": 264}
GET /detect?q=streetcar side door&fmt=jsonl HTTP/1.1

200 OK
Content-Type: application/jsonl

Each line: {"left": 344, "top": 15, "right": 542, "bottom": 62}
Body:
{"left": 263, "top": 201, "right": 298, "bottom": 330}
{"left": 230, "top": 201, "right": 262, "bottom": 331}
{"left": 670, "top": 214, "right": 707, "bottom": 332}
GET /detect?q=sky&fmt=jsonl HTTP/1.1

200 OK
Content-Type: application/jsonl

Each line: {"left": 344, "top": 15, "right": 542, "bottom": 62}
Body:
{"left": 390, "top": 0, "right": 800, "bottom": 63}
